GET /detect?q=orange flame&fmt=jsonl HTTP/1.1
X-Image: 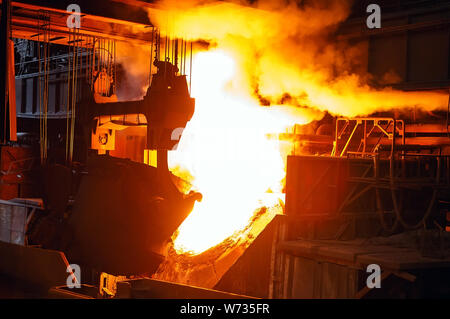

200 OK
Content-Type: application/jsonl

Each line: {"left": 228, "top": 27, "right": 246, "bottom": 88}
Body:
{"left": 146, "top": 0, "right": 448, "bottom": 255}
{"left": 168, "top": 49, "right": 305, "bottom": 254}
{"left": 148, "top": 0, "right": 447, "bottom": 116}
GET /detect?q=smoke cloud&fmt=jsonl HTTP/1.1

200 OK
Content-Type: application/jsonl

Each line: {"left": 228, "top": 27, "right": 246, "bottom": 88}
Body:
{"left": 115, "top": 42, "right": 152, "bottom": 101}
{"left": 146, "top": 0, "right": 447, "bottom": 118}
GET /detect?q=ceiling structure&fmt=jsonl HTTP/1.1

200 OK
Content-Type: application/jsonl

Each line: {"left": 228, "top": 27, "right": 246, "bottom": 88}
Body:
{"left": 0, "top": 0, "right": 158, "bottom": 46}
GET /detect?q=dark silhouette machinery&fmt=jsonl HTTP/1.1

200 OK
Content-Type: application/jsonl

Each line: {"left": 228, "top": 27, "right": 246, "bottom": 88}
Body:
{"left": 0, "top": 0, "right": 201, "bottom": 277}
{"left": 65, "top": 59, "right": 201, "bottom": 275}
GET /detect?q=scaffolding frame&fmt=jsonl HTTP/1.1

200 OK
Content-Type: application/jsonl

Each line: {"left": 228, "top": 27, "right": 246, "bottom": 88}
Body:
{"left": 332, "top": 117, "right": 405, "bottom": 158}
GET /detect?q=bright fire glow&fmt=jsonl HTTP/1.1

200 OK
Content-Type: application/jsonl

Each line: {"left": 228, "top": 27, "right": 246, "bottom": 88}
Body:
{"left": 149, "top": 0, "right": 447, "bottom": 256}
{"left": 168, "top": 49, "right": 306, "bottom": 254}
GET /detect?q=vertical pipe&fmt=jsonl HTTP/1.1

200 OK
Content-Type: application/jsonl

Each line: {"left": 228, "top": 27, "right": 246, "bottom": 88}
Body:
{"left": 0, "top": 0, "right": 11, "bottom": 143}
{"left": 66, "top": 30, "right": 71, "bottom": 162}
{"left": 363, "top": 120, "right": 367, "bottom": 154}
{"left": 333, "top": 118, "right": 339, "bottom": 156}
{"left": 86, "top": 36, "right": 89, "bottom": 82}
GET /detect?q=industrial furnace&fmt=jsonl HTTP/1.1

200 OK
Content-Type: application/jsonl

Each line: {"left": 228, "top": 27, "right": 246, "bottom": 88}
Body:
{"left": 0, "top": 0, "right": 450, "bottom": 303}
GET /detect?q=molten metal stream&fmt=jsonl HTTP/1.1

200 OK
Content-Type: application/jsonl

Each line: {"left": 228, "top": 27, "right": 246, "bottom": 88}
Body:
{"left": 168, "top": 50, "right": 302, "bottom": 255}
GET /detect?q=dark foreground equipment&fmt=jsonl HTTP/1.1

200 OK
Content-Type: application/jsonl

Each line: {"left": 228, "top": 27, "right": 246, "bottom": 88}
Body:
{"left": 66, "top": 155, "right": 201, "bottom": 275}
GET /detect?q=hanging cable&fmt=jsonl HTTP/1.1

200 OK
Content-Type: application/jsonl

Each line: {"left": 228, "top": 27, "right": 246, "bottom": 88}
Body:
{"left": 113, "top": 39, "right": 116, "bottom": 95}
{"left": 68, "top": 27, "right": 80, "bottom": 164}
{"left": 446, "top": 87, "right": 449, "bottom": 139}
{"left": 37, "top": 11, "right": 50, "bottom": 165}
{"left": 374, "top": 155, "right": 399, "bottom": 233}
{"left": 65, "top": 28, "right": 71, "bottom": 163}
{"left": 37, "top": 16, "right": 42, "bottom": 163}
{"left": 183, "top": 37, "right": 187, "bottom": 75}
{"left": 149, "top": 27, "right": 154, "bottom": 87}
{"left": 189, "top": 41, "right": 193, "bottom": 94}
{"left": 44, "top": 17, "right": 49, "bottom": 163}
{"left": 389, "top": 155, "right": 438, "bottom": 230}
